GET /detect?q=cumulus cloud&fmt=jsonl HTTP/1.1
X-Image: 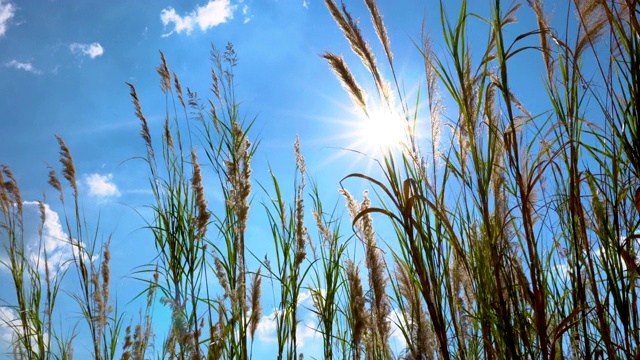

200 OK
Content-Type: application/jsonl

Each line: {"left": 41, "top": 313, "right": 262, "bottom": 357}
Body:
{"left": 0, "top": 307, "right": 18, "bottom": 347}
{"left": 5, "top": 60, "right": 41, "bottom": 74}
{"left": 84, "top": 173, "right": 120, "bottom": 198}
{"left": 256, "top": 312, "right": 278, "bottom": 343}
{"left": 0, "top": 201, "right": 94, "bottom": 352}
{"left": 296, "top": 319, "right": 321, "bottom": 347}
{"left": 26, "top": 202, "right": 77, "bottom": 274}
{"left": 255, "top": 312, "right": 320, "bottom": 347}
{"left": 255, "top": 291, "right": 321, "bottom": 347}
{"left": 0, "top": 0, "right": 15, "bottom": 37}
{"left": 69, "top": 42, "right": 104, "bottom": 59}
{"left": 161, "top": 0, "right": 236, "bottom": 37}
{"left": 253, "top": 291, "right": 410, "bottom": 354}
{"left": 0, "top": 306, "right": 51, "bottom": 354}
{"left": 389, "top": 308, "right": 408, "bottom": 350}
{"left": 0, "top": 202, "right": 77, "bottom": 277}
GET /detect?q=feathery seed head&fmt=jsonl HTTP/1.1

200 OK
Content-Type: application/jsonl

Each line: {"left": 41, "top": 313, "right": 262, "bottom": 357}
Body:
{"left": 157, "top": 51, "right": 171, "bottom": 94}
{"left": 214, "top": 257, "right": 230, "bottom": 297}
{"left": 527, "top": 0, "right": 555, "bottom": 83}
{"left": 395, "top": 260, "right": 430, "bottom": 358}
{"left": 249, "top": 268, "right": 262, "bottom": 339}
{"left": 360, "top": 190, "right": 376, "bottom": 247}
{"left": 339, "top": 188, "right": 360, "bottom": 225}
{"left": 324, "top": 0, "right": 388, "bottom": 101}
{"left": 191, "top": 149, "right": 209, "bottom": 239}
{"left": 364, "top": 0, "right": 393, "bottom": 65}
{"left": 226, "top": 122, "right": 252, "bottom": 236}
{"left": 37, "top": 200, "right": 46, "bottom": 238}
{"left": 0, "top": 171, "right": 8, "bottom": 214}
{"left": 359, "top": 191, "right": 391, "bottom": 356}
{"left": 55, "top": 136, "right": 78, "bottom": 197}
{"left": 127, "top": 83, "right": 154, "bottom": 161}
{"left": 312, "top": 209, "right": 333, "bottom": 247}
{"left": 47, "top": 166, "right": 63, "bottom": 203}
{"left": 173, "top": 71, "right": 185, "bottom": 108}
{"left": 223, "top": 42, "right": 238, "bottom": 67}
{"left": 294, "top": 136, "right": 306, "bottom": 180}
{"left": 211, "top": 66, "right": 222, "bottom": 106}
{"left": 346, "top": 260, "right": 367, "bottom": 356}
{"left": 208, "top": 99, "right": 221, "bottom": 133}
{"left": 164, "top": 116, "right": 174, "bottom": 152}
{"left": 121, "top": 325, "right": 133, "bottom": 358}
{"left": 322, "top": 52, "right": 367, "bottom": 114}
{"left": 1, "top": 166, "right": 22, "bottom": 215}
{"left": 294, "top": 137, "right": 308, "bottom": 268}
{"left": 91, "top": 270, "right": 103, "bottom": 327}
{"left": 575, "top": 0, "right": 608, "bottom": 56}
{"left": 101, "top": 241, "right": 111, "bottom": 323}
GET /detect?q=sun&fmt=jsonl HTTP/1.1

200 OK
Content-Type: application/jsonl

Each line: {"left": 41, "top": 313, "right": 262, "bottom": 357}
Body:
{"left": 310, "top": 98, "right": 414, "bottom": 171}
{"left": 356, "top": 104, "right": 408, "bottom": 153}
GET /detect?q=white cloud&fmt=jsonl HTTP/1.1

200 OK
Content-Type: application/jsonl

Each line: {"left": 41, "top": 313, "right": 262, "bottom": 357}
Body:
{"left": 0, "top": 0, "right": 15, "bottom": 37}
{"left": 160, "top": 8, "right": 194, "bottom": 35}
{"left": 255, "top": 311, "right": 321, "bottom": 347}
{"left": 296, "top": 319, "right": 321, "bottom": 347}
{"left": 84, "top": 173, "right": 120, "bottom": 198}
{"left": 303, "top": 0, "right": 309, "bottom": 9}
{"left": 256, "top": 312, "right": 278, "bottom": 343}
{"left": 69, "top": 42, "right": 104, "bottom": 59}
{"left": 297, "top": 290, "right": 312, "bottom": 304}
{"left": 161, "top": 0, "right": 236, "bottom": 37}
{"left": 0, "top": 202, "right": 95, "bottom": 352}
{"left": 196, "top": 0, "right": 235, "bottom": 29}
{"left": 0, "top": 306, "right": 18, "bottom": 348}
{"left": 255, "top": 291, "right": 321, "bottom": 347}
{"left": 25, "top": 202, "right": 76, "bottom": 274}
{"left": 0, "top": 306, "right": 50, "bottom": 355}
{"left": 5, "top": 60, "right": 41, "bottom": 74}
{"left": 242, "top": 5, "right": 252, "bottom": 24}
{"left": 389, "top": 308, "right": 408, "bottom": 350}
{"left": 594, "top": 241, "right": 640, "bottom": 272}
{"left": 0, "top": 202, "right": 76, "bottom": 277}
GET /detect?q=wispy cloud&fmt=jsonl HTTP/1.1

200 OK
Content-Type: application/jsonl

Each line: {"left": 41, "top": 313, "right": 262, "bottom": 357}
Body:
{"left": 303, "top": 0, "right": 309, "bottom": 9}
{"left": 161, "top": 0, "right": 236, "bottom": 37}
{"left": 84, "top": 173, "right": 120, "bottom": 198}
{"left": 69, "top": 42, "right": 104, "bottom": 59}
{"left": 5, "top": 59, "right": 41, "bottom": 74}
{"left": 241, "top": 4, "right": 252, "bottom": 24}
{"left": 0, "top": 0, "right": 15, "bottom": 37}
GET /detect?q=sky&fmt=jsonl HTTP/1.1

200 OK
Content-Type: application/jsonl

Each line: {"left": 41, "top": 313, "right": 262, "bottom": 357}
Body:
{"left": 0, "top": 0, "right": 554, "bottom": 358}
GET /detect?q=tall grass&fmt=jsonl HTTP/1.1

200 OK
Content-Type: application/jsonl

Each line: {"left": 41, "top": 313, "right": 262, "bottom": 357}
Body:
{"left": 1, "top": 137, "right": 122, "bottom": 360}
{"left": 322, "top": 0, "right": 640, "bottom": 358}
{"left": 1, "top": 0, "right": 639, "bottom": 359}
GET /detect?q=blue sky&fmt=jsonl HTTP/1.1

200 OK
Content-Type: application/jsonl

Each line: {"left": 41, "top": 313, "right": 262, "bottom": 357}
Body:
{"left": 0, "top": 0, "right": 444, "bottom": 204}
{"left": 0, "top": 0, "right": 559, "bottom": 358}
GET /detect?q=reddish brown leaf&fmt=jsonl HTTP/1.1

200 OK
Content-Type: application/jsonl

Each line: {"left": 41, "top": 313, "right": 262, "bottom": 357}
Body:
{"left": 620, "top": 248, "right": 640, "bottom": 276}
